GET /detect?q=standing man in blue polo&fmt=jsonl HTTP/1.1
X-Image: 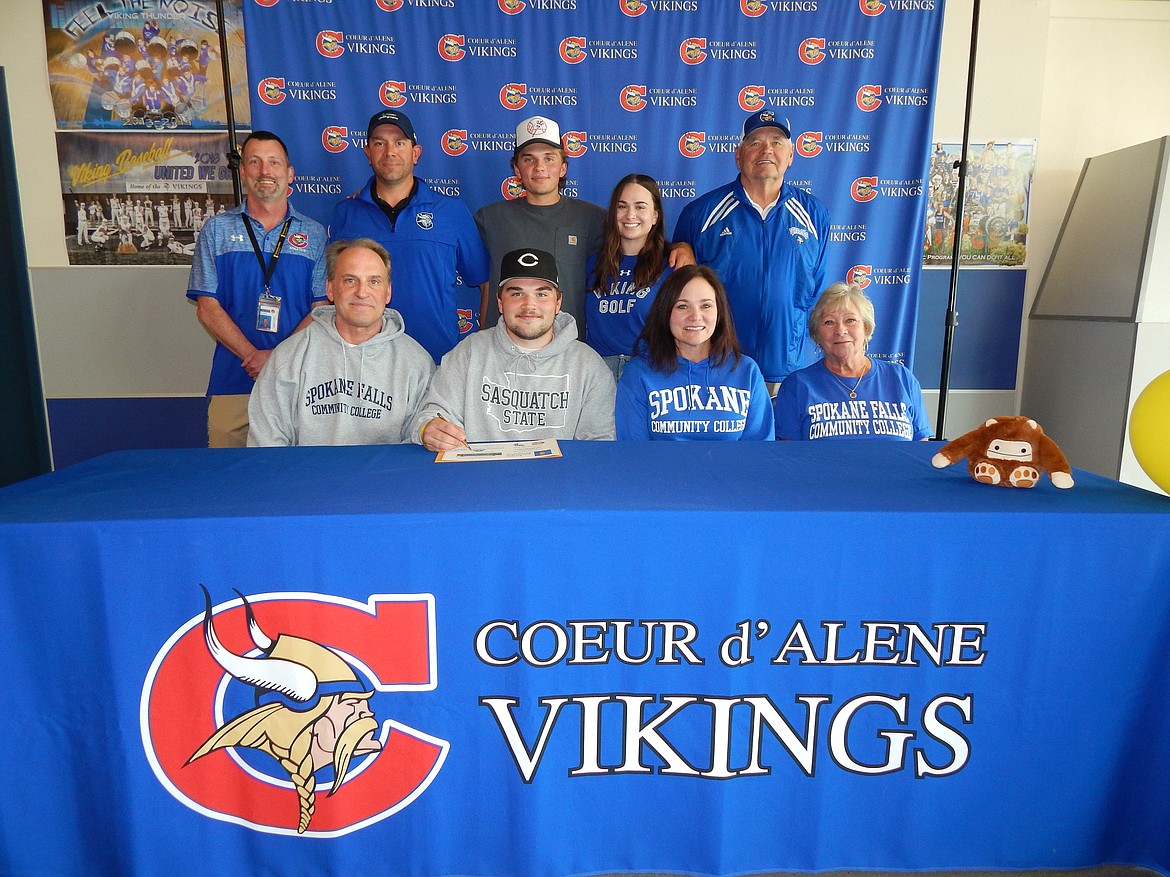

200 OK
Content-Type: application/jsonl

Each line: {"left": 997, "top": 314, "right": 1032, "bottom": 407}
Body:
{"left": 674, "top": 109, "right": 830, "bottom": 393}
{"left": 329, "top": 109, "right": 490, "bottom": 363}
{"left": 187, "top": 130, "right": 327, "bottom": 447}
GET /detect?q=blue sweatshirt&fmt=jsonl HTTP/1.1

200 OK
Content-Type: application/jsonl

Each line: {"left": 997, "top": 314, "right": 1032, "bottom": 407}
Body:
{"left": 616, "top": 352, "right": 775, "bottom": 441}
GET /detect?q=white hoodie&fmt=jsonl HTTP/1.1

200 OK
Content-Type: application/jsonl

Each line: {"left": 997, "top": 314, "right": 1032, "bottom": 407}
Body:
{"left": 248, "top": 306, "right": 435, "bottom": 446}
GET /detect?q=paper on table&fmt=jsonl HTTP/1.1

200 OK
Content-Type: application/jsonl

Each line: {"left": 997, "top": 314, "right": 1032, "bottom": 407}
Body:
{"left": 435, "top": 439, "right": 563, "bottom": 462}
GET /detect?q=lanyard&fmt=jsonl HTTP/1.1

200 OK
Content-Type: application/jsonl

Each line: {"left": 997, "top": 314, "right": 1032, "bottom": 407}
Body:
{"left": 242, "top": 213, "right": 292, "bottom": 296}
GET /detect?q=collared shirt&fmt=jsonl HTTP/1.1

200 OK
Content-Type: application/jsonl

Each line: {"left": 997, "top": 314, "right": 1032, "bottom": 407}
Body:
{"left": 370, "top": 178, "right": 419, "bottom": 231}
{"left": 744, "top": 189, "right": 780, "bottom": 220}
{"left": 187, "top": 203, "right": 327, "bottom": 395}
{"left": 329, "top": 176, "right": 489, "bottom": 363}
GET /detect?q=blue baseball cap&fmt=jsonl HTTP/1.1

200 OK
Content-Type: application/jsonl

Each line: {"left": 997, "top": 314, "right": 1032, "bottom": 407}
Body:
{"left": 367, "top": 109, "right": 416, "bottom": 143}
{"left": 742, "top": 109, "right": 791, "bottom": 141}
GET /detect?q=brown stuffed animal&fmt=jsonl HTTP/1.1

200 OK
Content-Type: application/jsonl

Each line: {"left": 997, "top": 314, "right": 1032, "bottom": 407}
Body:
{"left": 931, "top": 415, "right": 1074, "bottom": 489}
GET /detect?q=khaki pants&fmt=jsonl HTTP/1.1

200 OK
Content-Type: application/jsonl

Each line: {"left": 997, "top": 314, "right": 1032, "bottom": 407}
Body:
{"left": 208, "top": 394, "right": 251, "bottom": 448}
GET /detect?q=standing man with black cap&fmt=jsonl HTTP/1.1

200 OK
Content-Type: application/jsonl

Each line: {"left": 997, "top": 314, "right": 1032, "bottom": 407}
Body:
{"left": 330, "top": 109, "right": 490, "bottom": 363}
{"left": 674, "top": 108, "right": 830, "bottom": 393}
{"left": 412, "top": 248, "right": 615, "bottom": 450}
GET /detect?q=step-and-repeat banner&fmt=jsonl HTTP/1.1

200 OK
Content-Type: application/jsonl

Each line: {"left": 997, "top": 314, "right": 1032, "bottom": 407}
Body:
{"left": 243, "top": 0, "right": 945, "bottom": 366}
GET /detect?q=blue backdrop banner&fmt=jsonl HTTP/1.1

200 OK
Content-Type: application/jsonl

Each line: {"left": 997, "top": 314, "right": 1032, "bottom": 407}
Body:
{"left": 242, "top": 0, "right": 945, "bottom": 366}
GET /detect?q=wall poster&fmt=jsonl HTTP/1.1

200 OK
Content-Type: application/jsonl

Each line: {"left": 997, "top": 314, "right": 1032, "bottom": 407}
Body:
{"left": 924, "top": 140, "right": 1035, "bottom": 267}
{"left": 44, "top": 0, "right": 251, "bottom": 264}
{"left": 58, "top": 130, "right": 236, "bottom": 265}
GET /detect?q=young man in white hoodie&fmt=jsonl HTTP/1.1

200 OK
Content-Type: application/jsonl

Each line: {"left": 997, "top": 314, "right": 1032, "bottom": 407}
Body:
{"left": 248, "top": 238, "right": 435, "bottom": 446}
{"left": 414, "top": 248, "right": 615, "bottom": 450}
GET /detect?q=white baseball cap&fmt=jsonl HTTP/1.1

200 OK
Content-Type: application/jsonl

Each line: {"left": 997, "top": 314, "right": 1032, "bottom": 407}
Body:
{"left": 514, "top": 115, "right": 562, "bottom": 156}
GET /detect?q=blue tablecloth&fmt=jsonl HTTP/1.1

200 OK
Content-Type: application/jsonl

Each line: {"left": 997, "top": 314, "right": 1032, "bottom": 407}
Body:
{"left": 1, "top": 441, "right": 1168, "bottom": 877}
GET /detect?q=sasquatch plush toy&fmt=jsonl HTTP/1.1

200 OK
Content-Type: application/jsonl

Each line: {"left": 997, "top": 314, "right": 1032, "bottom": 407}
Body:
{"left": 932, "top": 416, "right": 1074, "bottom": 489}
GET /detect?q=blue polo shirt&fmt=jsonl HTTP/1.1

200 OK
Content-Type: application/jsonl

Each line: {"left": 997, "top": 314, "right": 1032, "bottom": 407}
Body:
{"left": 329, "top": 177, "right": 489, "bottom": 363}
{"left": 187, "top": 203, "right": 326, "bottom": 396}
{"left": 674, "top": 178, "right": 829, "bottom": 383}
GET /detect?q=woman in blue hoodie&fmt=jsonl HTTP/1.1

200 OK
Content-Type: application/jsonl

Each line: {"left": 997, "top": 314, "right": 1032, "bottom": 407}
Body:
{"left": 616, "top": 264, "right": 774, "bottom": 441}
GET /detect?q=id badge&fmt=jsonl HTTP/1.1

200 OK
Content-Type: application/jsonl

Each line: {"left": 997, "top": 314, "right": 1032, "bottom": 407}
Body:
{"left": 257, "top": 291, "right": 281, "bottom": 334}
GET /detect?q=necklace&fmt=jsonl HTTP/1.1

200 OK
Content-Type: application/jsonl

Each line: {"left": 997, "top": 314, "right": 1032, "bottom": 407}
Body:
{"left": 826, "top": 359, "right": 869, "bottom": 398}
{"left": 833, "top": 373, "right": 864, "bottom": 398}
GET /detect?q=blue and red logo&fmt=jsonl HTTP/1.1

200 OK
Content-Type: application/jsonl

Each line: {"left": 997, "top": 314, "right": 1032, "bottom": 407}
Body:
{"left": 860, "top": 0, "right": 886, "bottom": 15}
{"left": 620, "top": 84, "right": 647, "bottom": 112}
{"left": 142, "top": 591, "right": 446, "bottom": 837}
{"left": 739, "top": 85, "right": 766, "bottom": 112}
{"left": 857, "top": 84, "right": 882, "bottom": 112}
{"left": 847, "top": 264, "right": 873, "bottom": 287}
{"left": 380, "top": 80, "right": 407, "bottom": 108}
{"left": 500, "top": 83, "right": 527, "bottom": 110}
{"left": 499, "top": 0, "right": 525, "bottom": 13}
{"left": 502, "top": 176, "right": 525, "bottom": 200}
{"left": 316, "top": 31, "right": 344, "bottom": 58}
{"left": 563, "top": 131, "right": 587, "bottom": 158}
{"left": 438, "top": 33, "right": 465, "bottom": 62}
{"left": 741, "top": 0, "right": 766, "bottom": 16}
{"left": 852, "top": 177, "right": 879, "bottom": 202}
{"left": 797, "top": 131, "right": 823, "bottom": 157}
{"left": 322, "top": 126, "right": 349, "bottom": 154}
{"left": 376, "top": 0, "right": 404, "bottom": 10}
{"left": 680, "top": 38, "right": 707, "bottom": 65}
{"left": 443, "top": 129, "right": 469, "bottom": 156}
{"left": 288, "top": 232, "right": 308, "bottom": 249}
{"left": 679, "top": 131, "right": 706, "bottom": 158}
{"left": 560, "top": 37, "right": 587, "bottom": 64}
{"left": 620, "top": 0, "right": 647, "bottom": 15}
{"left": 257, "top": 78, "right": 286, "bottom": 106}
{"left": 799, "top": 37, "right": 825, "bottom": 65}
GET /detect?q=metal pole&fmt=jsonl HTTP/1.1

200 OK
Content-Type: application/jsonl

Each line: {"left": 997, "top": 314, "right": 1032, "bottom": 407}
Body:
{"left": 215, "top": 0, "right": 242, "bottom": 205}
{"left": 935, "top": 0, "right": 981, "bottom": 440}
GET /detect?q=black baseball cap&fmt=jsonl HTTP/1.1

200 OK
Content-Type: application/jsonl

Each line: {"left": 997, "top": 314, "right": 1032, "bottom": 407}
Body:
{"left": 499, "top": 248, "right": 559, "bottom": 289}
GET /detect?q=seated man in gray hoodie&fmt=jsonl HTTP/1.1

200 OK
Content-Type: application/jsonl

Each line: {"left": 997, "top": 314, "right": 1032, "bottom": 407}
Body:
{"left": 414, "top": 248, "right": 615, "bottom": 450}
{"left": 248, "top": 238, "right": 435, "bottom": 446}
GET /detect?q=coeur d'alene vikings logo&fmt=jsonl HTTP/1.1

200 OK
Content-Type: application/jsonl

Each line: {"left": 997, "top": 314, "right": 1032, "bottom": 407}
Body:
{"left": 141, "top": 589, "right": 447, "bottom": 837}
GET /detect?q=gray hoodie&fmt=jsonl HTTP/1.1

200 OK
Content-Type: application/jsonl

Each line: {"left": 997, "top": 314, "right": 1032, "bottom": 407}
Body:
{"left": 411, "top": 312, "right": 615, "bottom": 443}
{"left": 248, "top": 306, "right": 435, "bottom": 446}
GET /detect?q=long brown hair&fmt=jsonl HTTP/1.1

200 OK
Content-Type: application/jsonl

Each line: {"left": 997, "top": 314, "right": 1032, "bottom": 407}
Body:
{"left": 636, "top": 264, "right": 742, "bottom": 374}
{"left": 590, "top": 174, "right": 668, "bottom": 294}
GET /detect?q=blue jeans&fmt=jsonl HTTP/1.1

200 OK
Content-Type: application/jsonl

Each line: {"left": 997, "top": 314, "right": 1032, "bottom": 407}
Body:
{"left": 603, "top": 354, "right": 632, "bottom": 381}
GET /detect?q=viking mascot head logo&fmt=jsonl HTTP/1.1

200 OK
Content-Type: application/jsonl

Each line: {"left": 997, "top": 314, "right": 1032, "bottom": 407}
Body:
{"left": 188, "top": 588, "right": 383, "bottom": 833}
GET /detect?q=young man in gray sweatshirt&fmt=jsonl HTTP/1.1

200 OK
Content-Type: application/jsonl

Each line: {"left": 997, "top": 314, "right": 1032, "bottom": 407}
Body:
{"left": 414, "top": 248, "right": 615, "bottom": 450}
